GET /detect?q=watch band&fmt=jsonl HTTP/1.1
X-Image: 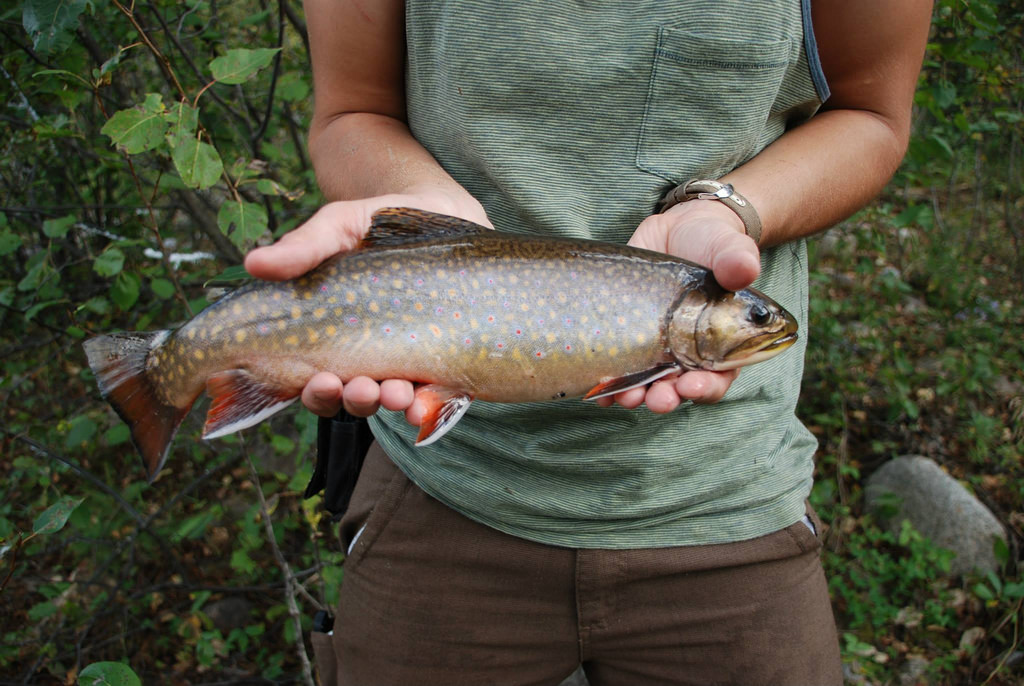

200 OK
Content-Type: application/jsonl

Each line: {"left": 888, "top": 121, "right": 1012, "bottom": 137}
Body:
{"left": 658, "top": 179, "right": 763, "bottom": 245}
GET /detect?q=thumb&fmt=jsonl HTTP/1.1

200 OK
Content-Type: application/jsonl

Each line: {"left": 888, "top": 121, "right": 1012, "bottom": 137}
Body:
{"left": 661, "top": 208, "right": 761, "bottom": 291}
{"left": 244, "top": 202, "right": 372, "bottom": 281}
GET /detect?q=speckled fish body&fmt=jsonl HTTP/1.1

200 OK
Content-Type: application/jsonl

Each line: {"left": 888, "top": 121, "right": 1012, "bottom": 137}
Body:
{"left": 84, "top": 208, "right": 798, "bottom": 479}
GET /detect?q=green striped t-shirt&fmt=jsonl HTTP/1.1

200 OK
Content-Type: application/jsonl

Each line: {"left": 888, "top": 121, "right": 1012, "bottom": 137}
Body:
{"left": 370, "top": 0, "right": 829, "bottom": 548}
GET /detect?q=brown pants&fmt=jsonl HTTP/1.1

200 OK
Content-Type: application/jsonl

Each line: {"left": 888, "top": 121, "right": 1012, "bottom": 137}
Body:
{"left": 325, "top": 444, "right": 841, "bottom": 686}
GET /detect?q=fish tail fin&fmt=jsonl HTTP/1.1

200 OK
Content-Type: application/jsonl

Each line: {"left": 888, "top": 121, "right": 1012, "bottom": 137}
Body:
{"left": 83, "top": 331, "right": 190, "bottom": 482}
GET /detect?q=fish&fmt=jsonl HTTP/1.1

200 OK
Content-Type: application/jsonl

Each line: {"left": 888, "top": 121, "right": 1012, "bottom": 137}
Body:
{"left": 84, "top": 207, "right": 798, "bottom": 480}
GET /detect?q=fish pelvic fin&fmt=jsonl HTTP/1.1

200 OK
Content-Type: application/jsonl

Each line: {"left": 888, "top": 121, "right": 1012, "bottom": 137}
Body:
{"left": 202, "top": 370, "right": 299, "bottom": 440}
{"left": 363, "top": 208, "right": 490, "bottom": 247}
{"left": 413, "top": 385, "right": 474, "bottom": 447}
{"left": 83, "top": 331, "right": 190, "bottom": 482}
{"left": 582, "top": 362, "right": 681, "bottom": 401}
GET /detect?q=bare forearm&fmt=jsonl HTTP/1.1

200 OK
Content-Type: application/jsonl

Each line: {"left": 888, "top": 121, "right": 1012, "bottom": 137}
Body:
{"left": 309, "top": 112, "right": 482, "bottom": 212}
{"left": 722, "top": 108, "right": 909, "bottom": 247}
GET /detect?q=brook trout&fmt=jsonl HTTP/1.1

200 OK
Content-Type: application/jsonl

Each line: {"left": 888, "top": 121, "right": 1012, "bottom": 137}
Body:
{"left": 84, "top": 208, "right": 798, "bottom": 479}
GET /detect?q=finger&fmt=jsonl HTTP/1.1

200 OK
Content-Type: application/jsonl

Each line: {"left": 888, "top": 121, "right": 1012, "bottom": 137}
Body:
{"left": 708, "top": 235, "right": 761, "bottom": 291}
{"left": 675, "top": 369, "right": 739, "bottom": 404}
{"left": 379, "top": 379, "right": 416, "bottom": 412}
{"left": 592, "top": 396, "right": 615, "bottom": 408}
{"left": 613, "top": 386, "right": 647, "bottom": 409}
{"left": 341, "top": 375, "right": 382, "bottom": 417}
{"left": 301, "top": 372, "right": 344, "bottom": 417}
{"left": 244, "top": 202, "right": 370, "bottom": 281}
{"left": 644, "top": 379, "right": 682, "bottom": 414}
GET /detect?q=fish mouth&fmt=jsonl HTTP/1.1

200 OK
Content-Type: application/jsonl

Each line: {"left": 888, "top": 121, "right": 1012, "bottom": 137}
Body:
{"left": 710, "top": 330, "right": 798, "bottom": 371}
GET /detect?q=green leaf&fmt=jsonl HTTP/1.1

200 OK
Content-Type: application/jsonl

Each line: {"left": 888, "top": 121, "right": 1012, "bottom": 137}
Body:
{"left": 33, "top": 496, "right": 85, "bottom": 535}
{"left": 172, "top": 136, "right": 223, "bottom": 189}
{"left": 65, "top": 415, "right": 97, "bottom": 449}
{"left": 18, "top": 252, "right": 52, "bottom": 292}
{"left": 0, "top": 230, "right": 23, "bottom": 256}
{"left": 78, "top": 662, "right": 142, "bottom": 686}
{"left": 22, "top": 0, "right": 89, "bottom": 56}
{"left": 101, "top": 103, "right": 169, "bottom": 155}
{"left": 206, "top": 264, "right": 251, "bottom": 284}
{"left": 43, "top": 214, "right": 76, "bottom": 238}
{"left": 164, "top": 101, "right": 200, "bottom": 147}
{"left": 25, "top": 299, "right": 66, "bottom": 321}
{"left": 209, "top": 48, "right": 281, "bottom": 85}
{"left": 218, "top": 200, "right": 268, "bottom": 247}
{"left": 1001, "top": 582, "right": 1024, "bottom": 599}
{"left": 276, "top": 72, "right": 310, "bottom": 103}
{"left": 92, "top": 248, "right": 125, "bottom": 277}
{"left": 28, "top": 600, "right": 58, "bottom": 621}
{"left": 150, "top": 277, "right": 175, "bottom": 299}
{"left": 111, "top": 271, "right": 141, "bottom": 310}
{"left": 102, "top": 423, "right": 130, "bottom": 447}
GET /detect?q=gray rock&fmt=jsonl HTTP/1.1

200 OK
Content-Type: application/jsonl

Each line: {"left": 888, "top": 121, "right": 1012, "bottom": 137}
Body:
{"left": 865, "top": 456, "right": 1006, "bottom": 576}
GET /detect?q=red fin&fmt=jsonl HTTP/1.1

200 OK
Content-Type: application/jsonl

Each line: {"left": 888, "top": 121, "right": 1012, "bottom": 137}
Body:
{"left": 202, "top": 370, "right": 299, "bottom": 440}
{"left": 363, "top": 208, "right": 489, "bottom": 248}
{"left": 413, "top": 384, "right": 473, "bottom": 447}
{"left": 582, "top": 362, "right": 681, "bottom": 401}
{"left": 83, "top": 332, "right": 192, "bottom": 482}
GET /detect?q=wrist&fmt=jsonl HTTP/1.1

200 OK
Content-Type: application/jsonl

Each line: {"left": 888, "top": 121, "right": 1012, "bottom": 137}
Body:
{"left": 663, "top": 197, "right": 747, "bottom": 236}
{"left": 659, "top": 179, "right": 762, "bottom": 245}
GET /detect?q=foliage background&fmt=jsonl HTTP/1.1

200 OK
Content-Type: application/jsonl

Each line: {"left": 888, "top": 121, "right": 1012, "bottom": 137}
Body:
{"left": 0, "top": 0, "right": 1021, "bottom": 684}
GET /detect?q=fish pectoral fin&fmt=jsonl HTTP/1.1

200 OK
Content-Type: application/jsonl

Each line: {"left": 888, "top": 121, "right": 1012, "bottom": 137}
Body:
{"left": 582, "top": 362, "right": 681, "bottom": 401}
{"left": 202, "top": 370, "right": 299, "bottom": 440}
{"left": 414, "top": 384, "right": 474, "bottom": 447}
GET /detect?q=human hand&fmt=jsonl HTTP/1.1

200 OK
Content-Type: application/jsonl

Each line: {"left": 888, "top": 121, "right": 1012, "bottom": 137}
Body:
{"left": 593, "top": 199, "right": 761, "bottom": 411}
{"left": 244, "top": 192, "right": 491, "bottom": 420}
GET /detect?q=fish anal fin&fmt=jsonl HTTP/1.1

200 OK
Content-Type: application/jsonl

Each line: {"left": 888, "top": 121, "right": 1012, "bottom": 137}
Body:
{"left": 83, "top": 332, "right": 192, "bottom": 482}
{"left": 413, "top": 384, "right": 474, "bottom": 447}
{"left": 583, "top": 362, "right": 681, "bottom": 401}
{"left": 363, "top": 208, "right": 489, "bottom": 247}
{"left": 203, "top": 370, "right": 299, "bottom": 440}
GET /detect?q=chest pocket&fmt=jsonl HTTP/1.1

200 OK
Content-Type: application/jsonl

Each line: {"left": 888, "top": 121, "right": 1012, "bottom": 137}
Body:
{"left": 636, "top": 27, "right": 795, "bottom": 182}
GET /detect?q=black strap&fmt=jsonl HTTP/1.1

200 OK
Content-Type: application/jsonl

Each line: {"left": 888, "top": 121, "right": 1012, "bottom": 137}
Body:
{"left": 304, "top": 409, "right": 374, "bottom": 519}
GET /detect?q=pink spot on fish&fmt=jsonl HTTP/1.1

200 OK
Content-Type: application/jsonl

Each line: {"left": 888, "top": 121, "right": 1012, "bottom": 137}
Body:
{"left": 257, "top": 324, "right": 270, "bottom": 335}
{"left": 564, "top": 344, "right": 573, "bottom": 352}
{"left": 347, "top": 316, "right": 359, "bottom": 325}
{"left": 496, "top": 342, "right": 505, "bottom": 349}
{"left": 392, "top": 298, "right": 401, "bottom": 307}
{"left": 453, "top": 312, "right": 462, "bottom": 319}
{"left": 416, "top": 278, "right": 424, "bottom": 287}
{"left": 371, "top": 275, "right": 379, "bottom": 283}
{"left": 570, "top": 271, "right": 578, "bottom": 280}
{"left": 383, "top": 326, "right": 393, "bottom": 335}
{"left": 320, "top": 285, "right": 329, "bottom": 293}
{"left": 487, "top": 315, "right": 495, "bottom": 324}
{"left": 435, "top": 306, "right": 445, "bottom": 315}
{"left": 464, "top": 337, "right": 472, "bottom": 345}
{"left": 535, "top": 351, "right": 545, "bottom": 358}
{"left": 409, "top": 333, "right": 417, "bottom": 341}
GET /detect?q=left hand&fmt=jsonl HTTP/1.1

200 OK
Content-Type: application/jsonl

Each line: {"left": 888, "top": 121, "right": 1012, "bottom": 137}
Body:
{"left": 594, "top": 199, "right": 762, "bottom": 412}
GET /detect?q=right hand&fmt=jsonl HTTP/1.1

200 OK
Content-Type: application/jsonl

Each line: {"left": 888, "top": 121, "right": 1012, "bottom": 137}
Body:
{"left": 244, "top": 192, "right": 491, "bottom": 421}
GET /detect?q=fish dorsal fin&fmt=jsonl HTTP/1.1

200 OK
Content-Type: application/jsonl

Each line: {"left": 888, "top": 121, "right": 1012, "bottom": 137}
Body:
{"left": 363, "top": 207, "right": 490, "bottom": 247}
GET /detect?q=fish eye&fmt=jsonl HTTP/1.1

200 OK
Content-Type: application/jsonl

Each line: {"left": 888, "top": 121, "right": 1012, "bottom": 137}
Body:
{"left": 748, "top": 302, "right": 771, "bottom": 326}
